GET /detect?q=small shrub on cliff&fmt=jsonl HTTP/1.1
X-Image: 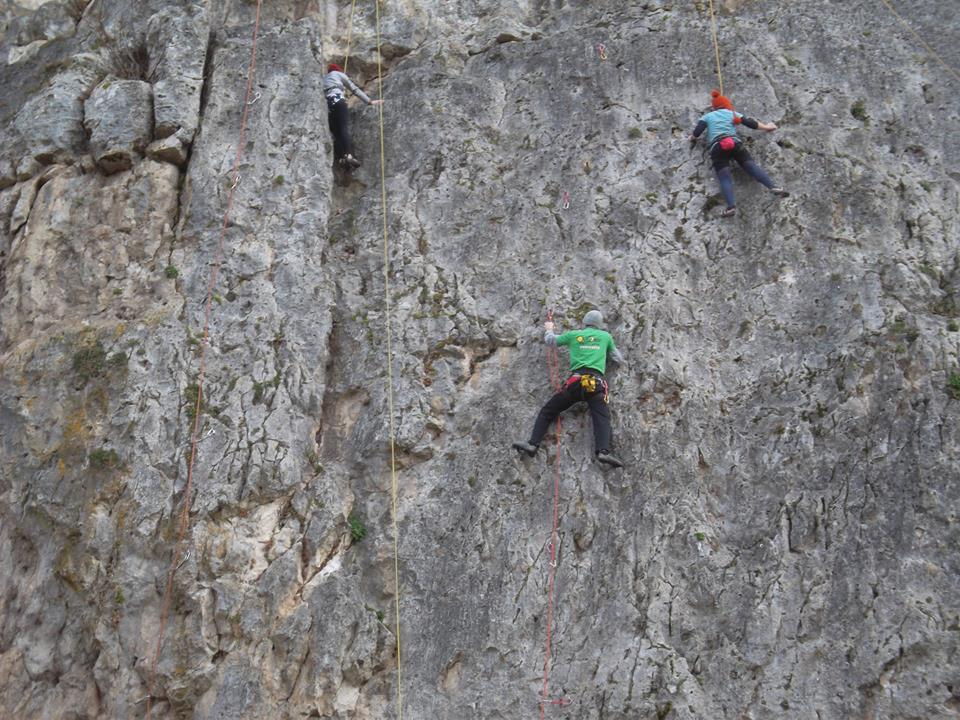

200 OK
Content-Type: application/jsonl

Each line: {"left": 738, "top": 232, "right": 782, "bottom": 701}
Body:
{"left": 850, "top": 99, "right": 868, "bottom": 122}
{"left": 71, "top": 338, "right": 127, "bottom": 389}
{"left": 932, "top": 293, "right": 957, "bottom": 318}
{"left": 89, "top": 448, "right": 120, "bottom": 470}
{"left": 948, "top": 373, "right": 960, "bottom": 400}
{"left": 184, "top": 383, "right": 203, "bottom": 421}
{"left": 65, "top": 0, "right": 90, "bottom": 21}
{"left": 348, "top": 514, "right": 367, "bottom": 542}
{"left": 107, "top": 43, "right": 154, "bottom": 80}
{"left": 72, "top": 342, "right": 107, "bottom": 385}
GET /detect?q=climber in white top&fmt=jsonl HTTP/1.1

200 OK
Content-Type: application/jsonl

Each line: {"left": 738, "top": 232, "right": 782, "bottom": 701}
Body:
{"left": 323, "top": 63, "right": 382, "bottom": 169}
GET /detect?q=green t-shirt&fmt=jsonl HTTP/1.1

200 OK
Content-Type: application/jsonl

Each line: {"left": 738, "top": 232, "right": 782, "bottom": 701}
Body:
{"left": 555, "top": 327, "right": 617, "bottom": 374}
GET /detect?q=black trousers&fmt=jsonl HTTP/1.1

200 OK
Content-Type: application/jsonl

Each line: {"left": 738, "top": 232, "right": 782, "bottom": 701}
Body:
{"left": 528, "top": 376, "right": 612, "bottom": 454}
{"left": 709, "top": 140, "right": 754, "bottom": 172}
{"left": 327, "top": 98, "right": 352, "bottom": 160}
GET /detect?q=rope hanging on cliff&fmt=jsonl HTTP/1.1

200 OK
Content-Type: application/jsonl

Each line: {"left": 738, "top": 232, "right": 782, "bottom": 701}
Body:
{"left": 343, "top": 0, "right": 357, "bottom": 74}
{"left": 143, "top": 1, "right": 265, "bottom": 716}
{"left": 373, "top": 0, "right": 405, "bottom": 716}
{"left": 706, "top": 0, "right": 724, "bottom": 95}
{"left": 876, "top": 0, "right": 960, "bottom": 83}
{"left": 539, "top": 308, "right": 569, "bottom": 717}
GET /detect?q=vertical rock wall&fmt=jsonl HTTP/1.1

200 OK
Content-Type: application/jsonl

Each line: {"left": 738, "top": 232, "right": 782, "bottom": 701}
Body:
{"left": 0, "top": 1, "right": 958, "bottom": 718}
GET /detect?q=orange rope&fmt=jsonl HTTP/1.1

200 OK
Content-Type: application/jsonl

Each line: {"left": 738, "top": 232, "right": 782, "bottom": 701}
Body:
{"left": 706, "top": 0, "right": 724, "bottom": 95}
{"left": 144, "top": 1, "right": 264, "bottom": 714}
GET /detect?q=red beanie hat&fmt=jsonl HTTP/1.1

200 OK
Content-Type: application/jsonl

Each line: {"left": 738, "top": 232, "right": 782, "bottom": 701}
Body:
{"left": 711, "top": 89, "right": 733, "bottom": 111}
{"left": 328, "top": 63, "right": 343, "bottom": 73}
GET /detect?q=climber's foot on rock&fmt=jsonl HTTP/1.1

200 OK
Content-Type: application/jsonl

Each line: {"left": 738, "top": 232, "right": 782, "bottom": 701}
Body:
{"left": 512, "top": 441, "right": 538, "bottom": 458}
{"left": 596, "top": 450, "right": 624, "bottom": 468}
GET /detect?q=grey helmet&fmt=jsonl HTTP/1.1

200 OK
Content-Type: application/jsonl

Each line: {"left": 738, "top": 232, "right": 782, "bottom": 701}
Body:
{"left": 583, "top": 309, "right": 603, "bottom": 328}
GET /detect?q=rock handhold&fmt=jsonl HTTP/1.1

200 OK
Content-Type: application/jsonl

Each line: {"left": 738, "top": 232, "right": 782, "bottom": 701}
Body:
{"left": 8, "top": 1, "right": 77, "bottom": 47}
{"left": 15, "top": 156, "right": 43, "bottom": 182}
{"left": 146, "top": 135, "right": 187, "bottom": 167}
{"left": 0, "top": 159, "right": 17, "bottom": 190}
{"left": 13, "top": 59, "right": 101, "bottom": 164}
{"left": 84, "top": 79, "right": 154, "bottom": 174}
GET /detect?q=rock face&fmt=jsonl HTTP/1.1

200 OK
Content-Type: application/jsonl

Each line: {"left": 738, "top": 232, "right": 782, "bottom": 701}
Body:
{"left": 85, "top": 78, "right": 154, "bottom": 173}
{"left": 1, "top": 1, "right": 959, "bottom": 719}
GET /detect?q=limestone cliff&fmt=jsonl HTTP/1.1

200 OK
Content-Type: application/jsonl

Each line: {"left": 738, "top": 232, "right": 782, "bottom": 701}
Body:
{"left": 1, "top": 1, "right": 958, "bottom": 718}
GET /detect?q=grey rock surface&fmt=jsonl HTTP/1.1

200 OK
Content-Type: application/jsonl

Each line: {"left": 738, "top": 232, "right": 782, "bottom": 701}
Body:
{"left": 11, "top": 54, "right": 101, "bottom": 165}
{"left": 146, "top": 3, "right": 209, "bottom": 142}
{"left": 7, "top": 0, "right": 76, "bottom": 46}
{"left": 0, "top": 0, "right": 959, "bottom": 719}
{"left": 84, "top": 78, "right": 155, "bottom": 173}
{"left": 146, "top": 134, "right": 187, "bottom": 166}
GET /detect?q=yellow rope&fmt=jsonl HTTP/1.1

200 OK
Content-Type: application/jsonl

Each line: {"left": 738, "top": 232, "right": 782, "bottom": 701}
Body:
{"left": 343, "top": 0, "right": 357, "bottom": 73}
{"left": 876, "top": 0, "right": 960, "bottom": 84}
{"left": 706, "top": 0, "right": 724, "bottom": 94}
{"left": 374, "top": 1, "right": 403, "bottom": 717}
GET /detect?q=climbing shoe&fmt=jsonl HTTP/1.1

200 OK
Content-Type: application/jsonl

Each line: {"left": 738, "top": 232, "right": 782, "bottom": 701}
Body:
{"left": 342, "top": 154, "right": 361, "bottom": 169}
{"left": 512, "top": 441, "right": 538, "bottom": 457}
{"left": 596, "top": 450, "right": 624, "bottom": 468}
{"left": 720, "top": 207, "right": 736, "bottom": 218}
{"left": 771, "top": 187, "right": 790, "bottom": 197}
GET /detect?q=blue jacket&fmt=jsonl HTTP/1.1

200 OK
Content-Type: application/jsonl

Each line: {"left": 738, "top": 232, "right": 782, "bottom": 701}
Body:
{"left": 698, "top": 109, "right": 743, "bottom": 145}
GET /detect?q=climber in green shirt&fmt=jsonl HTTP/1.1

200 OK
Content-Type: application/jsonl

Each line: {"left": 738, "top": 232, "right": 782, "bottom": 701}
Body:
{"left": 513, "top": 310, "right": 625, "bottom": 468}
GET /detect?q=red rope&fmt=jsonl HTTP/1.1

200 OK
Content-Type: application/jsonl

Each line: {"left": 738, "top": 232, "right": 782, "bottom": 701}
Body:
{"left": 143, "top": 2, "right": 264, "bottom": 715}
{"left": 539, "top": 310, "right": 568, "bottom": 716}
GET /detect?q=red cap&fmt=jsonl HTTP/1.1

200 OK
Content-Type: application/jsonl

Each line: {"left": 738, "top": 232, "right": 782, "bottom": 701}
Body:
{"left": 711, "top": 89, "right": 733, "bottom": 111}
{"left": 328, "top": 63, "right": 343, "bottom": 73}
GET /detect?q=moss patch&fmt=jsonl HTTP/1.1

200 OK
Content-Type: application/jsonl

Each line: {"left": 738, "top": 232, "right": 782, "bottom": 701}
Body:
{"left": 89, "top": 448, "right": 121, "bottom": 470}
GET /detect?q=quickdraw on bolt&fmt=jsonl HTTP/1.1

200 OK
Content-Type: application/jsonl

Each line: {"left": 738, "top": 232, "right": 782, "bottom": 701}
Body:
{"left": 247, "top": 91, "right": 262, "bottom": 105}
{"left": 597, "top": 43, "right": 607, "bottom": 60}
{"left": 561, "top": 191, "right": 570, "bottom": 210}
{"left": 181, "top": 428, "right": 215, "bottom": 447}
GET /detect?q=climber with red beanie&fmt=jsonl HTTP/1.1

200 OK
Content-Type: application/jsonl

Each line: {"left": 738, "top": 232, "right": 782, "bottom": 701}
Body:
{"left": 323, "top": 62, "right": 383, "bottom": 169}
{"left": 689, "top": 90, "right": 788, "bottom": 217}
